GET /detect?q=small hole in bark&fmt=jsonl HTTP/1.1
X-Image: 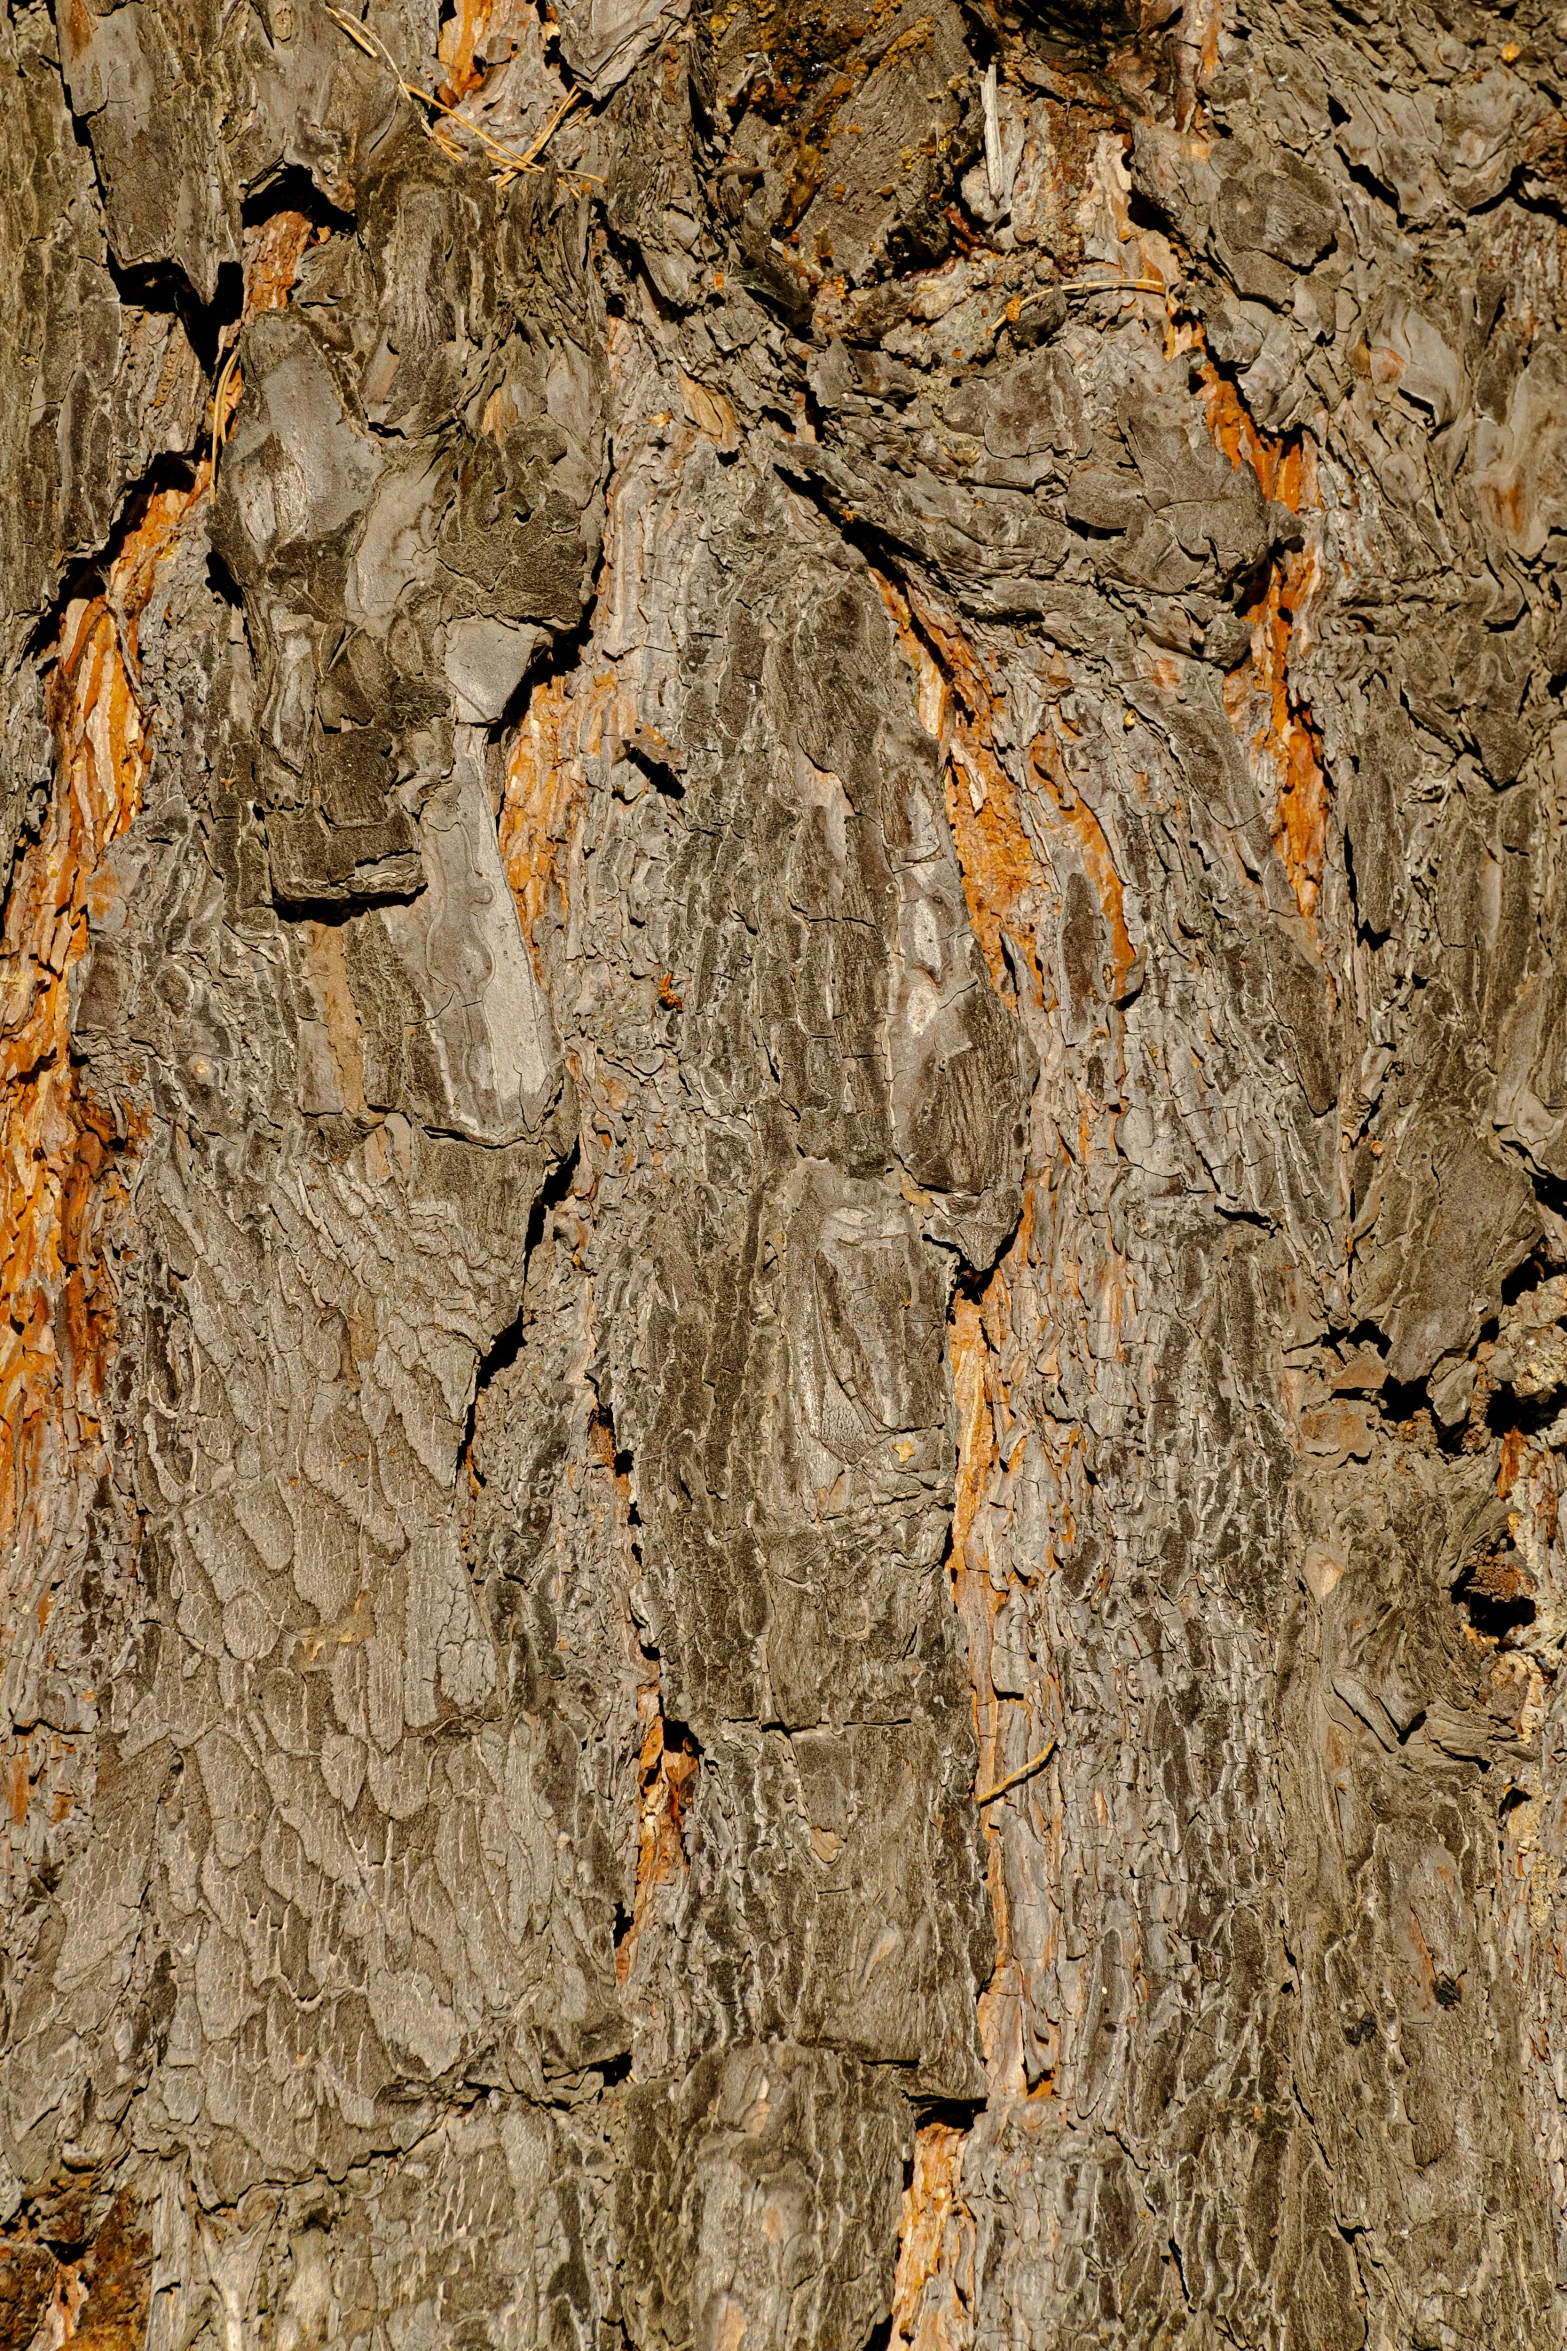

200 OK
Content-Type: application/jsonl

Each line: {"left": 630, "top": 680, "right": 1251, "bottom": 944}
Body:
{"left": 1343, "top": 822, "right": 1392, "bottom": 948}
{"left": 1374, "top": 1375, "right": 1433, "bottom": 1438}
{"left": 241, "top": 166, "right": 356, "bottom": 238}
{"left": 661, "top": 1717, "right": 702, "bottom": 1772}
{"left": 626, "top": 742, "right": 684, "bottom": 798}
{"left": 1433, "top": 1974, "right": 1461, "bottom": 2008}
{"left": 106, "top": 256, "right": 243, "bottom": 373}
{"left": 912, "top": 2095, "right": 984, "bottom": 2129}
{"left": 461, "top": 1144, "right": 579, "bottom": 1484}
{"left": 596, "top": 2050, "right": 633, "bottom": 2085}
{"left": 207, "top": 550, "right": 245, "bottom": 609}
{"left": 1501, "top": 1253, "right": 1551, "bottom": 1306}
{"left": 1482, "top": 1381, "right": 1561, "bottom": 1445}
{"left": 1452, "top": 1541, "right": 1536, "bottom": 1641}
{"left": 40, "top": 2234, "right": 90, "bottom": 2264}
{"left": 1341, "top": 157, "right": 1401, "bottom": 213}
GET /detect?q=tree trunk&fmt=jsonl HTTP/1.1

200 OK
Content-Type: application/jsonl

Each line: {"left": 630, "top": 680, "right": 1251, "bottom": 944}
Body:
{"left": 3, "top": 0, "right": 1566, "bottom": 2341}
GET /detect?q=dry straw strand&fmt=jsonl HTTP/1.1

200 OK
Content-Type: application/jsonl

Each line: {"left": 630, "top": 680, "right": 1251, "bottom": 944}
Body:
{"left": 325, "top": 9, "right": 592, "bottom": 185}
{"left": 975, "top": 1737, "right": 1058, "bottom": 1805}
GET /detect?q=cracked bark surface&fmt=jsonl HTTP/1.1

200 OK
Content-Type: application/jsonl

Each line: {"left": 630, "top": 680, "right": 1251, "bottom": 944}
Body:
{"left": 4, "top": 0, "right": 1567, "bottom": 2342}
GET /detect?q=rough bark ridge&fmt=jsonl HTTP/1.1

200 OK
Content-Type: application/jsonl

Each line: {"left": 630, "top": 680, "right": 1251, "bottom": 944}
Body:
{"left": 3, "top": 0, "right": 1567, "bottom": 2341}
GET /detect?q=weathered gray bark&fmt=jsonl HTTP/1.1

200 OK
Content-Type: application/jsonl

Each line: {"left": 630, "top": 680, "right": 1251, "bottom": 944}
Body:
{"left": 4, "top": 0, "right": 1567, "bottom": 2342}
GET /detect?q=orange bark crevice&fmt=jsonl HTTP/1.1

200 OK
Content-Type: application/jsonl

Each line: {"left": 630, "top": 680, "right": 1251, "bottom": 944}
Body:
{"left": 582, "top": 1404, "right": 701, "bottom": 1996}
{"left": 437, "top": 0, "right": 499, "bottom": 103}
{"left": 1024, "top": 729, "right": 1136, "bottom": 1004}
{"left": 888, "top": 2118, "right": 977, "bottom": 2350}
{"left": 1202, "top": 363, "right": 1330, "bottom": 924}
{"left": 240, "top": 207, "right": 316, "bottom": 318}
{"left": 0, "top": 473, "right": 206, "bottom": 1555}
{"left": 878, "top": 575, "right": 1075, "bottom": 2110}
{"left": 949, "top": 1292, "right": 998, "bottom": 1607}
{"left": 204, "top": 198, "right": 320, "bottom": 484}
{"left": 881, "top": 557, "right": 1140, "bottom": 1024}
{"left": 618, "top": 1692, "right": 700, "bottom": 1989}
{"left": 1201, "top": 368, "right": 1308, "bottom": 509}
{"left": 947, "top": 1249, "right": 1062, "bottom": 2101}
{"left": 875, "top": 571, "right": 1045, "bottom": 1003}
{"left": 946, "top": 1285, "right": 1018, "bottom": 2082}
{"left": 497, "top": 671, "right": 622, "bottom": 977}
{"left": 1239, "top": 555, "right": 1330, "bottom": 921}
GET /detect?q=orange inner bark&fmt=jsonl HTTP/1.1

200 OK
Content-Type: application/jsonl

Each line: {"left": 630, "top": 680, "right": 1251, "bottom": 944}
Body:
{"left": 0, "top": 478, "right": 203, "bottom": 1549}
{"left": 1203, "top": 364, "right": 1330, "bottom": 923}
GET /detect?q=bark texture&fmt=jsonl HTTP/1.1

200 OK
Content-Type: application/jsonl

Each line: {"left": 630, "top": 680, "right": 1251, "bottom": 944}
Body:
{"left": 4, "top": 0, "right": 1567, "bottom": 2342}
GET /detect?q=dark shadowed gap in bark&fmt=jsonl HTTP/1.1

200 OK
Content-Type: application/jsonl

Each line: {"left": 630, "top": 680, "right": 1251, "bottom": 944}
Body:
{"left": 461, "top": 1137, "right": 583, "bottom": 1489}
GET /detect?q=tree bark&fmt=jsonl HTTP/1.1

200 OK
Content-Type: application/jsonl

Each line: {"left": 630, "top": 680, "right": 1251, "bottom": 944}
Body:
{"left": 4, "top": 0, "right": 1567, "bottom": 2342}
